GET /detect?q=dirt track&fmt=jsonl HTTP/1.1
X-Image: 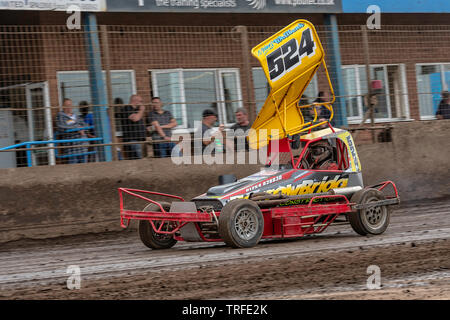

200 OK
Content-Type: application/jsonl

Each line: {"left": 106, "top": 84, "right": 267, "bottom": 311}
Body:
{"left": 0, "top": 198, "right": 449, "bottom": 300}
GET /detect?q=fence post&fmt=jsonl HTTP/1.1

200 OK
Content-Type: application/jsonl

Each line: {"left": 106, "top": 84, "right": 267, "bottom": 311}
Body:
{"left": 100, "top": 25, "right": 119, "bottom": 161}
{"left": 83, "top": 13, "right": 113, "bottom": 162}
{"left": 43, "top": 81, "right": 56, "bottom": 166}
{"left": 236, "top": 26, "right": 256, "bottom": 124}
{"left": 324, "top": 14, "right": 347, "bottom": 128}
{"left": 361, "top": 25, "right": 376, "bottom": 143}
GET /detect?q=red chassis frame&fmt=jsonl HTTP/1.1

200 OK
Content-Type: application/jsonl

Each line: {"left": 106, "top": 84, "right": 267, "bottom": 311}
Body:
{"left": 119, "top": 181, "right": 399, "bottom": 242}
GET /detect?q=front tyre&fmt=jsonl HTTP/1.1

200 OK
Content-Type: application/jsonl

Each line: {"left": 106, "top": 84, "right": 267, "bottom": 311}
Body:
{"left": 218, "top": 199, "right": 264, "bottom": 248}
{"left": 139, "top": 202, "right": 177, "bottom": 250}
{"left": 349, "top": 188, "right": 391, "bottom": 236}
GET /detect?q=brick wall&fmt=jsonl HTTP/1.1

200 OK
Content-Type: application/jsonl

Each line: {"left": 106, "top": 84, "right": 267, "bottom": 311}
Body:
{"left": 1, "top": 11, "right": 449, "bottom": 122}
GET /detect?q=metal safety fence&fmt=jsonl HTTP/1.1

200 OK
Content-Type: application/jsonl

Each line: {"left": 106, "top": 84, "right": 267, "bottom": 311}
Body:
{"left": 0, "top": 24, "right": 449, "bottom": 168}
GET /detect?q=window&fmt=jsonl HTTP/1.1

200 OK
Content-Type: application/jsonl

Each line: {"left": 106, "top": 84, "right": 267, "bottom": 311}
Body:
{"left": 252, "top": 67, "right": 318, "bottom": 114}
{"left": 416, "top": 63, "right": 450, "bottom": 119}
{"left": 252, "top": 68, "right": 270, "bottom": 114}
{"left": 57, "top": 70, "right": 136, "bottom": 108}
{"left": 342, "top": 64, "right": 410, "bottom": 122}
{"left": 150, "top": 69, "right": 242, "bottom": 129}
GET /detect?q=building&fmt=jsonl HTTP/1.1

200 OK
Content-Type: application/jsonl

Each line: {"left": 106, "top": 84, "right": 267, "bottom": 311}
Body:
{"left": 0, "top": 0, "right": 449, "bottom": 167}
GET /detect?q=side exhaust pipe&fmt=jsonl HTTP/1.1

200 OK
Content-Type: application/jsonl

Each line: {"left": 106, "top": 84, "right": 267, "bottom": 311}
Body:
{"left": 329, "top": 186, "right": 362, "bottom": 197}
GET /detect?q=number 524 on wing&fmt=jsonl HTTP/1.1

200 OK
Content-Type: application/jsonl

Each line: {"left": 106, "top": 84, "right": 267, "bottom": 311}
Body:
{"left": 251, "top": 20, "right": 324, "bottom": 94}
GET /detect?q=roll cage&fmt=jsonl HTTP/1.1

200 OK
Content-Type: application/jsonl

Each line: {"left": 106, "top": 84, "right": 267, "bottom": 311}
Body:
{"left": 265, "top": 124, "right": 353, "bottom": 172}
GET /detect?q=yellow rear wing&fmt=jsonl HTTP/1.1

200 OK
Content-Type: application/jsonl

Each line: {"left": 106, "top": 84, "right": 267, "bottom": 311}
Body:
{"left": 248, "top": 20, "right": 335, "bottom": 149}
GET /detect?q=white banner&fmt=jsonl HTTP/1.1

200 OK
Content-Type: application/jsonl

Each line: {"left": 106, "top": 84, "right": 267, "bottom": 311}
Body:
{"left": 0, "top": 0, "right": 106, "bottom": 11}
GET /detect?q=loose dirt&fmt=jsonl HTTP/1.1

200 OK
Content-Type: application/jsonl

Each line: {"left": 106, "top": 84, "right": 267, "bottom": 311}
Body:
{"left": 1, "top": 198, "right": 449, "bottom": 300}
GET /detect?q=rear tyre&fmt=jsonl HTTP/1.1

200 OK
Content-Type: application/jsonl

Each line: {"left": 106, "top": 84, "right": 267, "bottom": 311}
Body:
{"left": 218, "top": 199, "right": 264, "bottom": 248}
{"left": 349, "top": 188, "right": 391, "bottom": 236}
{"left": 139, "top": 202, "right": 177, "bottom": 250}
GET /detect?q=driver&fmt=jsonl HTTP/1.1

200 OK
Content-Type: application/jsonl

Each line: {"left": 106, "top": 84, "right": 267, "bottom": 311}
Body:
{"left": 309, "top": 140, "right": 338, "bottom": 170}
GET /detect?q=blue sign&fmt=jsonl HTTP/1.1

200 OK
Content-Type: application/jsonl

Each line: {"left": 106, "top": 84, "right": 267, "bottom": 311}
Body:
{"left": 343, "top": 0, "right": 450, "bottom": 13}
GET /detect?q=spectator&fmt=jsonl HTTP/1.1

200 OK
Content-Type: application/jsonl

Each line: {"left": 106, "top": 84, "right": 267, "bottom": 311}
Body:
{"left": 313, "top": 91, "right": 332, "bottom": 130}
{"left": 230, "top": 107, "right": 251, "bottom": 151}
{"left": 299, "top": 94, "right": 315, "bottom": 123}
{"left": 79, "top": 101, "right": 94, "bottom": 133}
{"left": 78, "top": 101, "right": 96, "bottom": 162}
{"left": 56, "top": 98, "right": 88, "bottom": 164}
{"left": 314, "top": 91, "right": 332, "bottom": 120}
{"left": 298, "top": 95, "right": 314, "bottom": 123}
{"left": 313, "top": 91, "right": 326, "bottom": 104}
{"left": 436, "top": 91, "right": 450, "bottom": 120}
{"left": 119, "top": 94, "right": 147, "bottom": 160}
{"left": 231, "top": 107, "right": 251, "bottom": 132}
{"left": 299, "top": 94, "right": 310, "bottom": 106}
{"left": 148, "top": 97, "right": 177, "bottom": 158}
{"left": 198, "top": 109, "right": 225, "bottom": 154}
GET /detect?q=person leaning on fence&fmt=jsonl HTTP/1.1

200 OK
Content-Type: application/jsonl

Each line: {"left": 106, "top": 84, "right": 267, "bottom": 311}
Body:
{"left": 119, "top": 94, "right": 147, "bottom": 160}
{"left": 436, "top": 91, "right": 450, "bottom": 120}
{"left": 147, "top": 97, "right": 177, "bottom": 158}
{"left": 56, "top": 98, "right": 89, "bottom": 164}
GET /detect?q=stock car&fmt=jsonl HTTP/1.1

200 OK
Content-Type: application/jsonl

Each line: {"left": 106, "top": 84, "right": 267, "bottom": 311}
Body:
{"left": 119, "top": 20, "right": 400, "bottom": 249}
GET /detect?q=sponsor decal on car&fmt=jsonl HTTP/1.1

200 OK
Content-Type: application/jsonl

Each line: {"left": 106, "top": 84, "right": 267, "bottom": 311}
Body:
{"left": 244, "top": 175, "right": 283, "bottom": 193}
{"left": 265, "top": 175, "right": 348, "bottom": 196}
{"left": 228, "top": 174, "right": 348, "bottom": 201}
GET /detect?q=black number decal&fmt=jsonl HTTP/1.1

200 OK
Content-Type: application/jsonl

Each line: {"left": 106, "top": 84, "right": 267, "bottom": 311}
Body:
{"left": 267, "top": 48, "right": 284, "bottom": 81}
{"left": 298, "top": 28, "right": 315, "bottom": 58}
{"left": 266, "top": 28, "right": 315, "bottom": 81}
{"left": 281, "top": 39, "right": 299, "bottom": 71}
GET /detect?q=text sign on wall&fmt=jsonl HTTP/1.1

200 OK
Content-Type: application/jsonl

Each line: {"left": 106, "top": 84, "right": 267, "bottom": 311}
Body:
{"left": 106, "top": 0, "right": 342, "bottom": 13}
{"left": 0, "top": 0, "right": 106, "bottom": 11}
{"left": 0, "top": 0, "right": 342, "bottom": 13}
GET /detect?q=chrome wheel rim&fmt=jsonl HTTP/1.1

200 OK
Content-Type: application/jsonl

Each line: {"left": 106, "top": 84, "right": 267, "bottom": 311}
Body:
{"left": 234, "top": 208, "right": 258, "bottom": 240}
{"left": 362, "top": 196, "right": 387, "bottom": 229}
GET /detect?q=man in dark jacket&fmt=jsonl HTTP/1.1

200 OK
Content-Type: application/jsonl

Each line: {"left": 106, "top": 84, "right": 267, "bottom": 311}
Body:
{"left": 119, "top": 94, "right": 147, "bottom": 159}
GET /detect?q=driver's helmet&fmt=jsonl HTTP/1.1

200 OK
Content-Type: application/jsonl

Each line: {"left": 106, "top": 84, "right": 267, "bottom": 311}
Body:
{"left": 310, "top": 140, "right": 333, "bottom": 167}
